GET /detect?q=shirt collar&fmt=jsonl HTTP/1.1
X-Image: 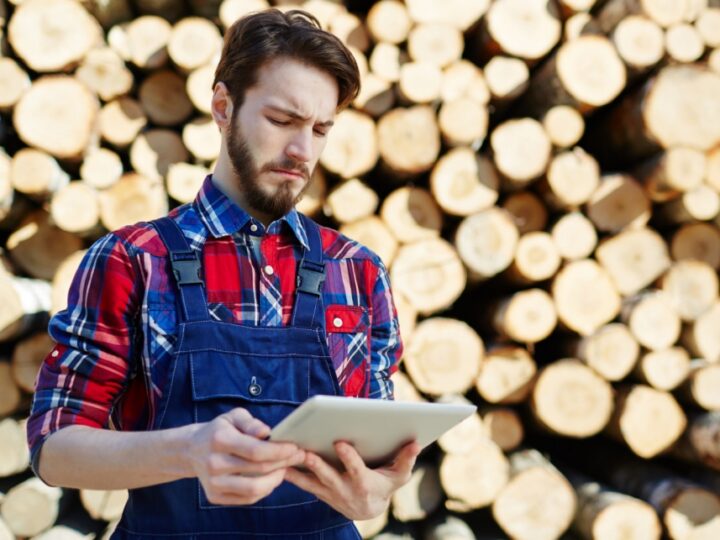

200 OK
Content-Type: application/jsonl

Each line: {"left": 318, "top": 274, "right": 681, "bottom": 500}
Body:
{"left": 194, "top": 174, "right": 310, "bottom": 250}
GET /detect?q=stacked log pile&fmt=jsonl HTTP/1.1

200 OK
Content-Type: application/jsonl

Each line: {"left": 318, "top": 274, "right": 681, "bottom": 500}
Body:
{"left": 1, "top": 0, "right": 719, "bottom": 538}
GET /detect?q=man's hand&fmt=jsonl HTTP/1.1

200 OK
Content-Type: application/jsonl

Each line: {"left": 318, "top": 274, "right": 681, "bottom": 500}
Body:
{"left": 187, "top": 408, "right": 305, "bottom": 506}
{"left": 284, "top": 440, "right": 421, "bottom": 520}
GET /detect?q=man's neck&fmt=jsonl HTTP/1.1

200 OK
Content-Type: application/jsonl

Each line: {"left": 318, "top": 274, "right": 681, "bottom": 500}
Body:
{"left": 210, "top": 168, "right": 275, "bottom": 228}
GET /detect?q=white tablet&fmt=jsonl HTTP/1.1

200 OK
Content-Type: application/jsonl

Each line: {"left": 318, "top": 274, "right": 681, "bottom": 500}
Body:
{"left": 269, "top": 395, "right": 476, "bottom": 468}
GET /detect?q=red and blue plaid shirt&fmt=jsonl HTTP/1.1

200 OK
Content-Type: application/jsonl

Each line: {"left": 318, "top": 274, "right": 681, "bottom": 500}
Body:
{"left": 27, "top": 175, "right": 402, "bottom": 475}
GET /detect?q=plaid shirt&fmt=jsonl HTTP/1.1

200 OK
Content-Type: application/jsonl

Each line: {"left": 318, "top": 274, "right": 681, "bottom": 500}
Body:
{"left": 27, "top": 175, "right": 402, "bottom": 476}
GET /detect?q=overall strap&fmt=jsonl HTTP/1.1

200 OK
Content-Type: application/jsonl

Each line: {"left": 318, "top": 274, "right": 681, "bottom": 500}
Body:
{"left": 291, "top": 214, "right": 326, "bottom": 329}
{"left": 152, "top": 217, "right": 210, "bottom": 322}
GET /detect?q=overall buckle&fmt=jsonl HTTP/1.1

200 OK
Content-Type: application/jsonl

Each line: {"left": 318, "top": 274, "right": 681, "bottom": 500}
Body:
{"left": 297, "top": 262, "right": 325, "bottom": 296}
{"left": 170, "top": 253, "right": 203, "bottom": 286}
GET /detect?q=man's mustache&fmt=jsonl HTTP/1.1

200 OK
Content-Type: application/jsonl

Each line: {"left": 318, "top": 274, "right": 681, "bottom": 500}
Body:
{"left": 260, "top": 159, "right": 310, "bottom": 181}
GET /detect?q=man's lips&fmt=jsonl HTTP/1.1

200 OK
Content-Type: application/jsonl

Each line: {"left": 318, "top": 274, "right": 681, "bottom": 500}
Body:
{"left": 270, "top": 168, "right": 306, "bottom": 180}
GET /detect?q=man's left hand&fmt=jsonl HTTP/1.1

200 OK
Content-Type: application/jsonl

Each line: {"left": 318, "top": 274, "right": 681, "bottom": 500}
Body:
{"left": 284, "top": 440, "right": 421, "bottom": 521}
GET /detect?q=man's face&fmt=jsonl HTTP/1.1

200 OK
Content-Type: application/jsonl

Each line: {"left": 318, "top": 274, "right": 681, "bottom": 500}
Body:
{"left": 224, "top": 57, "right": 338, "bottom": 220}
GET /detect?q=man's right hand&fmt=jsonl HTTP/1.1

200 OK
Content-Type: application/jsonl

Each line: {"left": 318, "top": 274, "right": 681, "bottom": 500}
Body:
{"left": 187, "top": 408, "right": 305, "bottom": 506}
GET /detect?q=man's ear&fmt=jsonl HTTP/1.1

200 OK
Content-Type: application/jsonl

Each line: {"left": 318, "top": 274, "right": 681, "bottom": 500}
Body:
{"left": 211, "top": 82, "right": 233, "bottom": 129}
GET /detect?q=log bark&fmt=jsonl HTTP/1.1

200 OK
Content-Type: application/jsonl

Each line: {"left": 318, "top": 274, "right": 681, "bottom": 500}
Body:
{"left": 492, "top": 449, "right": 576, "bottom": 540}
{"left": 621, "top": 291, "right": 680, "bottom": 350}
{"left": 594, "top": 0, "right": 690, "bottom": 30}
{"left": 475, "top": 346, "right": 536, "bottom": 404}
{"left": 635, "top": 147, "right": 706, "bottom": 202}
{"left": 530, "top": 358, "right": 614, "bottom": 437}
{"left": 455, "top": 207, "right": 519, "bottom": 281}
{"left": 502, "top": 190, "right": 549, "bottom": 234}
{"left": 490, "top": 288, "right": 557, "bottom": 343}
{"left": 340, "top": 216, "right": 398, "bottom": 268}
{"left": 429, "top": 148, "right": 498, "bottom": 217}
{"left": 660, "top": 260, "right": 718, "bottom": 321}
{"left": 138, "top": 69, "right": 194, "bottom": 127}
{"left": 404, "top": 317, "right": 483, "bottom": 395}
{"left": 551, "top": 211, "right": 598, "bottom": 260}
{"left": 380, "top": 187, "right": 443, "bottom": 243}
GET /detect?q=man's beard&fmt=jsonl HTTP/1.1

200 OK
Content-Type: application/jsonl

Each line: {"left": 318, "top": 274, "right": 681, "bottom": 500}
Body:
{"left": 226, "top": 118, "right": 312, "bottom": 220}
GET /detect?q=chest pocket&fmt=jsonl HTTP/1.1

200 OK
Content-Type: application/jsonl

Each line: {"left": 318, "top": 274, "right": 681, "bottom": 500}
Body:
{"left": 325, "top": 305, "right": 370, "bottom": 398}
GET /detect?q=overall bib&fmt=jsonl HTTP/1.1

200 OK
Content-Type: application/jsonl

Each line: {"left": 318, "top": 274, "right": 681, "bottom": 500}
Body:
{"left": 113, "top": 216, "right": 359, "bottom": 539}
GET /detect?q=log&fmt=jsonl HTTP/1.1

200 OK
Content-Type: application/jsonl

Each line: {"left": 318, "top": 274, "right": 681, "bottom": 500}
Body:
{"left": 394, "top": 293, "right": 418, "bottom": 346}
{"left": 397, "top": 62, "right": 443, "bottom": 104}
{"left": 76, "top": 46, "right": 134, "bottom": 102}
{"left": 621, "top": 291, "right": 680, "bottom": 350}
{"left": 408, "top": 23, "right": 463, "bottom": 68}
{"left": 674, "top": 411, "right": 720, "bottom": 472}
{"left": 568, "top": 470, "right": 661, "bottom": 540}
{"left": 475, "top": 0, "right": 561, "bottom": 62}
{"left": 430, "top": 149, "right": 498, "bottom": 217}
{"left": 51, "top": 251, "right": 86, "bottom": 316}
{"left": 129, "top": 129, "right": 189, "bottom": 181}
{"left": 99, "top": 97, "right": 148, "bottom": 149}
{"left": 551, "top": 211, "right": 598, "bottom": 261}
{"left": 9, "top": 148, "right": 70, "bottom": 200}
{"left": 0, "top": 274, "right": 51, "bottom": 342}
{"left": 182, "top": 116, "right": 222, "bottom": 162}
{"left": 507, "top": 232, "right": 561, "bottom": 284}
{"left": 665, "top": 23, "right": 705, "bottom": 63}
{"left": 50, "top": 182, "right": 101, "bottom": 236}
{"left": 596, "top": 227, "right": 671, "bottom": 296}
{"left": 482, "top": 56, "right": 529, "bottom": 102}
{"left": 660, "top": 260, "right": 718, "bottom": 321}
{"left": 404, "top": 317, "right": 483, "bottom": 396}
{"left": 516, "top": 35, "right": 626, "bottom": 117}
{"left": 571, "top": 322, "right": 640, "bottom": 381}
{"left": 492, "top": 449, "right": 576, "bottom": 540}
{"left": 404, "top": 0, "right": 489, "bottom": 31}
{"left": 490, "top": 288, "right": 557, "bottom": 343}
{"left": 440, "top": 438, "right": 509, "bottom": 510}
{"left": 340, "top": 216, "right": 398, "bottom": 268}
{"left": 594, "top": 0, "right": 690, "bottom": 30}
{"left": 635, "top": 147, "right": 706, "bottom": 202}
{"left": 611, "top": 15, "right": 665, "bottom": 73}
{"left": 11, "top": 331, "right": 53, "bottom": 393}
{"left": 125, "top": 15, "right": 172, "bottom": 69}
{"left": 502, "top": 192, "right": 548, "bottom": 234}
{"left": 440, "top": 59, "right": 490, "bottom": 104}
{"left": 0, "top": 418, "right": 30, "bottom": 477}
{"left": 138, "top": 69, "right": 194, "bottom": 127}
{"left": 353, "top": 72, "right": 395, "bottom": 117}
{"left": 564, "top": 12, "right": 593, "bottom": 40}
{"left": 377, "top": 106, "right": 441, "bottom": 177}
{"left": 530, "top": 358, "right": 614, "bottom": 437}
{"left": 586, "top": 174, "right": 651, "bottom": 234}
{"left": 380, "top": 187, "right": 443, "bottom": 243}
{"left": 6, "top": 210, "right": 84, "bottom": 281}
{"left": 326, "top": 178, "right": 379, "bottom": 225}
{"left": 0, "top": 58, "right": 31, "bottom": 112}
{"left": 355, "top": 507, "right": 389, "bottom": 539}
{"left": 186, "top": 63, "right": 215, "bottom": 115}
{"left": 168, "top": 16, "right": 223, "bottom": 73}
{"left": 679, "top": 360, "right": 720, "bottom": 411}
{"left": 436, "top": 396, "right": 486, "bottom": 455}
{"left": 98, "top": 172, "right": 169, "bottom": 231}
{"left": 490, "top": 118, "right": 552, "bottom": 186}
{"left": 320, "top": 110, "right": 376, "bottom": 178}
{"left": 634, "top": 347, "right": 691, "bottom": 391}
{"left": 540, "top": 147, "right": 600, "bottom": 209}
{"left": 13, "top": 75, "right": 99, "bottom": 160}
{"left": 608, "top": 384, "right": 687, "bottom": 458}
{"left": 438, "top": 98, "right": 488, "bottom": 147}
{"left": 166, "top": 163, "right": 209, "bottom": 204}
{"left": 366, "top": 0, "right": 412, "bottom": 44}
{"left": 475, "top": 346, "right": 536, "bottom": 404}
{"left": 454, "top": 207, "right": 519, "bottom": 281}
{"left": 657, "top": 184, "right": 720, "bottom": 224}
{"left": 80, "top": 148, "right": 124, "bottom": 190}
{"left": 79, "top": 489, "right": 128, "bottom": 522}
{"left": 7, "top": 0, "right": 102, "bottom": 72}
{"left": 542, "top": 105, "right": 585, "bottom": 149}
{"left": 390, "top": 370, "right": 424, "bottom": 403}
{"left": 708, "top": 144, "right": 720, "bottom": 192}
{"left": 552, "top": 259, "right": 622, "bottom": 336}
{"left": 423, "top": 515, "right": 476, "bottom": 540}
{"left": 0, "top": 150, "right": 16, "bottom": 227}
{"left": 482, "top": 407, "right": 524, "bottom": 452}
{"left": 369, "top": 43, "right": 402, "bottom": 86}
{"left": 218, "top": 0, "right": 269, "bottom": 28}
{"left": 0, "top": 478, "right": 65, "bottom": 537}
{"left": 391, "top": 464, "right": 442, "bottom": 522}
{"left": 0, "top": 362, "right": 22, "bottom": 418}
{"left": 682, "top": 300, "right": 720, "bottom": 362}
{"left": 295, "top": 167, "right": 326, "bottom": 218}
{"left": 83, "top": 0, "right": 133, "bottom": 29}
{"left": 696, "top": 7, "right": 720, "bottom": 47}
{"left": 709, "top": 48, "right": 720, "bottom": 73}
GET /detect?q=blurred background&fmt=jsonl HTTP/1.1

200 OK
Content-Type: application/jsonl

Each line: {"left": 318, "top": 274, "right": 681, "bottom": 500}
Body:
{"left": 0, "top": 0, "right": 719, "bottom": 538}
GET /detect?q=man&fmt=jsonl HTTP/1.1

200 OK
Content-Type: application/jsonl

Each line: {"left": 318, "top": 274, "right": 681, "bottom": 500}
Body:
{"left": 27, "top": 9, "right": 419, "bottom": 539}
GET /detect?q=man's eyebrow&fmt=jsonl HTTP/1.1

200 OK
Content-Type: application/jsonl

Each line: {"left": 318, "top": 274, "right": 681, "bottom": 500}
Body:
{"left": 265, "top": 105, "right": 334, "bottom": 128}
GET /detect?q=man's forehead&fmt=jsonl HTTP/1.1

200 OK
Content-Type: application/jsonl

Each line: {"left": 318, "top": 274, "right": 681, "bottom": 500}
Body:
{"left": 262, "top": 95, "right": 336, "bottom": 124}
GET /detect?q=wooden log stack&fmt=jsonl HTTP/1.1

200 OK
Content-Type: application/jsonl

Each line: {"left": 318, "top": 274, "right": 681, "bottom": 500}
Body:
{"left": 1, "top": 0, "right": 720, "bottom": 538}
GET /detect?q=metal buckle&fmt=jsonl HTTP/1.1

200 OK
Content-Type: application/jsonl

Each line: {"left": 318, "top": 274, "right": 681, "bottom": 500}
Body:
{"left": 171, "top": 255, "right": 203, "bottom": 286}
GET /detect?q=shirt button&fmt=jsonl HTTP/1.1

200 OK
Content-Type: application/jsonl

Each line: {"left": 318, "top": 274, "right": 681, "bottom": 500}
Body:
{"left": 51, "top": 350, "right": 59, "bottom": 357}
{"left": 333, "top": 317, "right": 343, "bottom": 328}
{"left": 250, "top": 224, "right": 258, "bottom": 232}
{"left": 264, "top": 265, "right": 274, "bottom": 276}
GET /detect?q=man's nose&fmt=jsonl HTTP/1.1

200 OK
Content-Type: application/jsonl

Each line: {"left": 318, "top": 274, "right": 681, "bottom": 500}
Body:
{"left": 285, "top": 128, "right": 313, "bottom": 163}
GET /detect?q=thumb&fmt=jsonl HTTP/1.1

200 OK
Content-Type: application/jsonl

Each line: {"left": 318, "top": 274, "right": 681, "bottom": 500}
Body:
{"left": 223, "top": 407, "right": 271, "bottom": 439}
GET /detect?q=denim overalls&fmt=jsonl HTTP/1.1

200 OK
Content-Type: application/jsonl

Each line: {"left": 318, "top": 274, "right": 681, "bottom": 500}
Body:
{"left": 113, "top": 216, "right": 360, "bottom": 539}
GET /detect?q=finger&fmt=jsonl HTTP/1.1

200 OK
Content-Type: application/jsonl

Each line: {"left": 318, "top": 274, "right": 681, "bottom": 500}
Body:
{"left": 382, "top": 442, "right": 421, "bottom": 484}
{"left": 214, "top": 426, "right": 302, "bottom": 463}
{"left": 210, "top": 449, "right": 307, "bottom": 476}
{"left": 222, "top": 407, "right": 271, "bottom": 439}
{"left": 334, "top": 441, "right": 367, "bottom": 479}
{"left": 304, "top": 452, "right": 344, "bottom": 492}
{"left": 213, "top": 467, "right": 285, "bottom": 497}
{"left": 284, "top": 467, "right": 330, "bottom": 500}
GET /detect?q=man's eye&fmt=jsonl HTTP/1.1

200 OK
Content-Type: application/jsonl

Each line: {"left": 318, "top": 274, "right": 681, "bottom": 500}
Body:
{"left": 269, "top": 118, "right": 290, "bottom": 126}
{"left": 314, "top": 130, "right": 327, "bottom": 138}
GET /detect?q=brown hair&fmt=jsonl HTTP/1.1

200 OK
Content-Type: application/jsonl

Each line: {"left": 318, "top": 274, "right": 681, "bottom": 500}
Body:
{"left": 213, "top": 9, "right": 361, "bottom": 112}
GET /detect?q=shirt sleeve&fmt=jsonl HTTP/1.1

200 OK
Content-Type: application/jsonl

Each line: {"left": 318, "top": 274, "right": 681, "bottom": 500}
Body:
{"left": 367, "top": 259, "right": 403, "bottom": 400}
{"left": 26, "top": 232, "right": 141, "bottom": 480}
